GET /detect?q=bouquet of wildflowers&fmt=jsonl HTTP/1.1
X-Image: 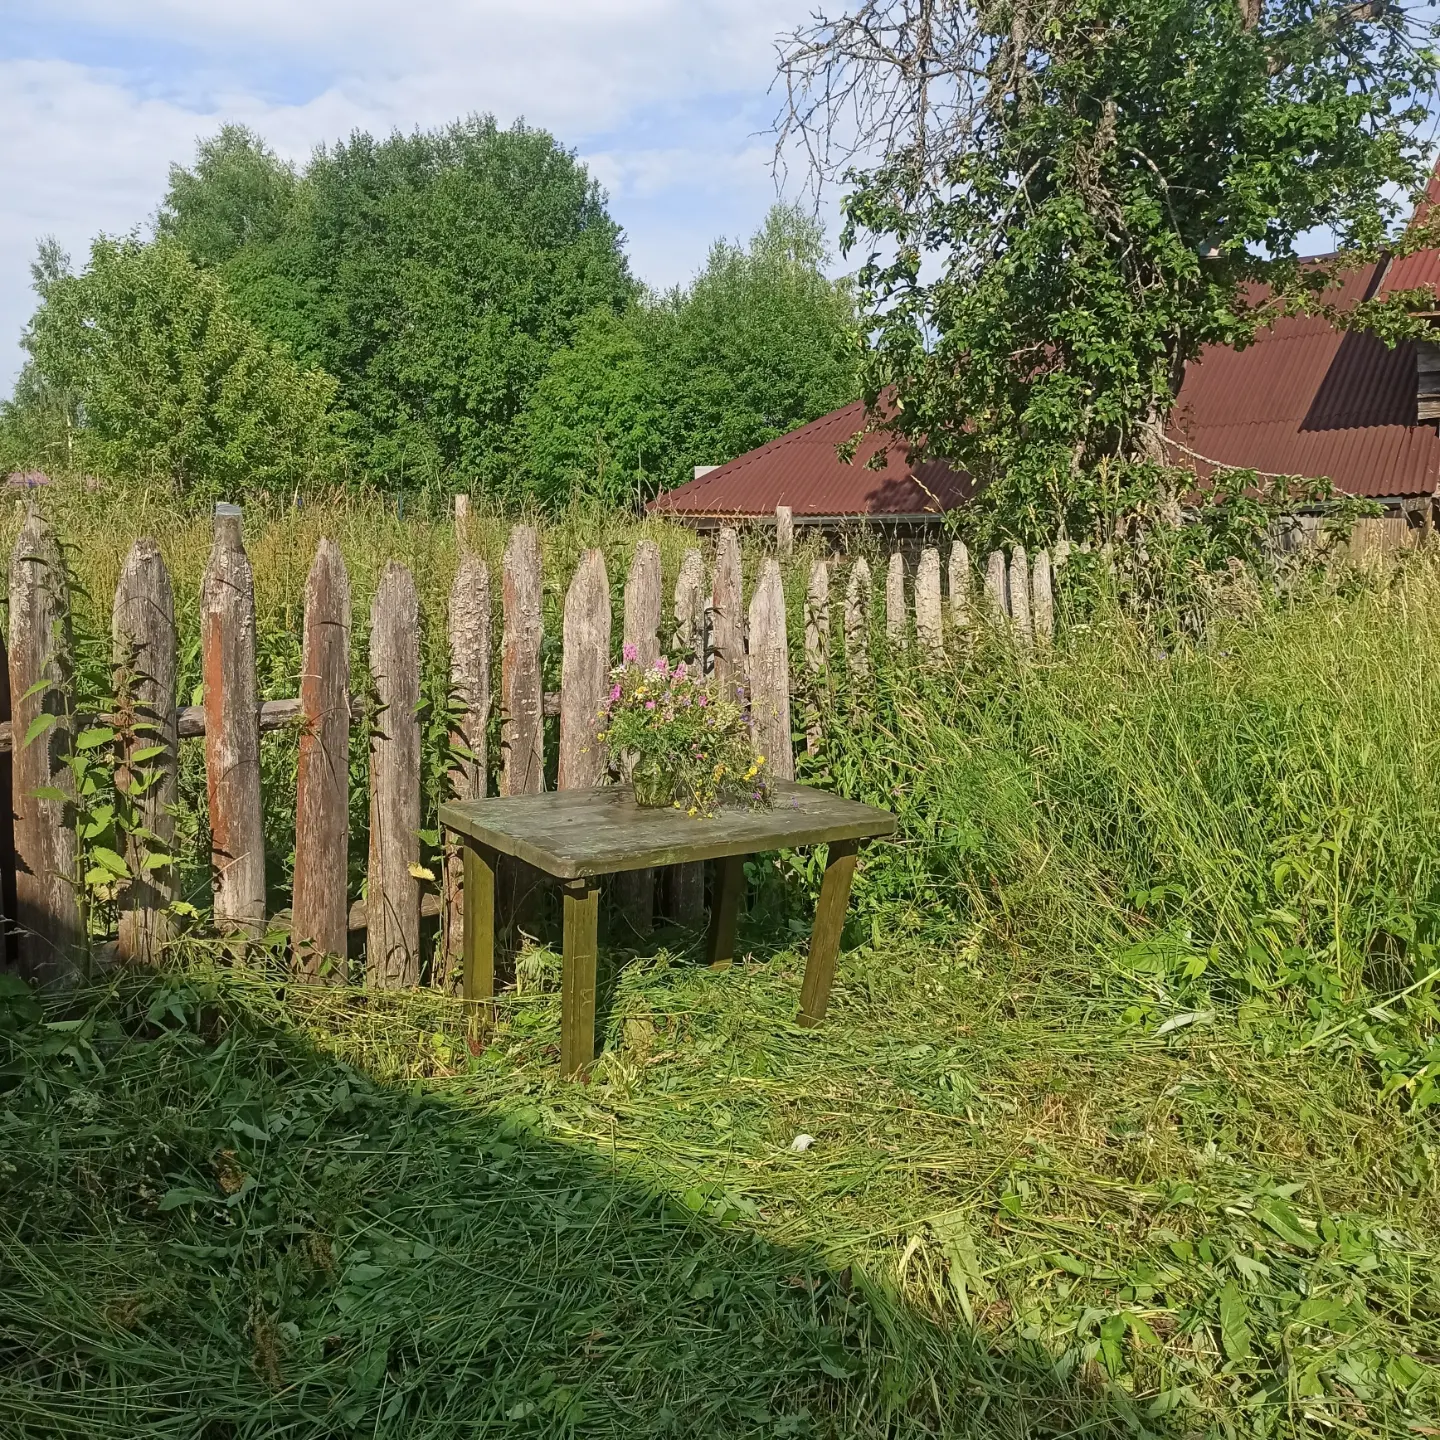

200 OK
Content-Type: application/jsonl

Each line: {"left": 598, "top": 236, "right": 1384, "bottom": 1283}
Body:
{"left": 598, "top": 645, "right": 770, "bottom": 815}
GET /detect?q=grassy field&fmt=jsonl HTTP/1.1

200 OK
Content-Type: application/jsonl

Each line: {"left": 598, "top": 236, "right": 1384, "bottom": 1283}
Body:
{"left": 2, "top": 487, "right": 1439, "bottom": 1437}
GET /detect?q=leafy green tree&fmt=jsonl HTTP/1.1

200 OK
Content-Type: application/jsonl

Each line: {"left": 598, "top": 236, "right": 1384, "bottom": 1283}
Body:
{"left": 14, "top": 235, "right": 346, "bottom": 498}
{"left": 645, "top": 204, "right": 859, "bottom": 485}
{"left": 777, "top": 0, "right": 1440, "bottom": 543}
{"left": 514, "top": 204, "right": 858, "bottom": 503}
{"left": 509, "top": 307, "right": 666, "bottom": 507}
{"left": 206, "top": 115, "right": 634, "bottom": 488}
{"left": 157, "top": 124, "right": 298, "bottom": 267}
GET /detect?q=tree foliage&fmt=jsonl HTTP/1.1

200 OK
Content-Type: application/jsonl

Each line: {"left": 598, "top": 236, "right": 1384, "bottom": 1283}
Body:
{"left": 11, "top": 236, "right": 346, "bottom": 498}
{"left": 777, "top": 0, "right": 1440, "bottom": 543}
{"left": 157, "top": 124, "right": 298, "bottom": 268}
{"left": 191, "top": 115, "right": 635, "bottom": 487}
{"left": 6, "top": 122, "right": 857, "bottom": 507}
{"left": 513, "top": 205, "right": 858, "bottom": 506}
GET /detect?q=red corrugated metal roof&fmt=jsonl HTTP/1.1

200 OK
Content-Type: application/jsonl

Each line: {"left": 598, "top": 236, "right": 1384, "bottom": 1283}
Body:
{"left": 1167, "top": 256, "right": 1440, "bottom": 498}
{"left": 649, "top": 399, "right": 975, "bottom": 519}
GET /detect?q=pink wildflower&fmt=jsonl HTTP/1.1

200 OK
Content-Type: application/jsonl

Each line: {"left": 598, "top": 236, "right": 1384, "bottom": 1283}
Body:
{"left": 645, "top": 699, "right": 656, "bottom": 710}
{"left": 655, "top": 655, "right": 669, "bottom": 674}
{"left": 698, "top": 695, "right": 708, "bottom": 707}
{"left": 622, "top": 642, "right": 638, "bottom": 663}
{"left": 609, "top": 683, "right": 622, "bottom": 701}
{"left": 674, "top": 661, "right": 687, "bottom": 680}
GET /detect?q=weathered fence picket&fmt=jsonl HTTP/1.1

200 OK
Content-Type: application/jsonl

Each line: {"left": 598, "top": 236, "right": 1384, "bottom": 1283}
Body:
{"left": 885, "top": 552, "right": 906, "bottom": 642}
{"left": 915, "top": 548, "right": 943, "bottom": 662}
{"left": 664, "top": 547, "right": 706, "bottom": 925}
{"left": 984, "top": 550, "right": 1009, "bottom": 619}
{"left": 747, "top": 559, "right": 793, "bottom": 782}
{"left": 202, "top": 513, "right": 266, "bottom": 939}
{"left": 844, "top": 558, "right": 872, "bottom": 681}
{"left": 775, "top": 504, "right": 794, "bottom": 558}
{"left": 500, "top": 525, "right": 545, "bottom": 944}
{"left": 948, "top": 544, "right": 970, "bottom": 635}
{"left": 804, "top": 558, "right": 830, "bottom": 755}
{"left": 1009, "top": 545, "right": 1033, "bottom": 645}
{"left": 113, "top": 537, "right": 177, "bottom": 965}
{"left": 292, "top": 538, "right": 351, "bottom": 979}
{"left": 711, "top": 527, "right": 744, "bottom": 693}
{"left": 559, "top": 549, "right": 611, "bottom": 791}
{"left": 501, "top": 525, "right": 544, "bottom": 797}
{"left": 672, "top": 548, "right": 705, "bottom": 662}
{"left": 444, "top": 551, "right": 489, "bottom": 980}
{"left": 9, "top": 512, "right": 81, "bottom": 982}
{"left": 367, "top": 562, "right": 421, "bottom": 987}
{"left": 1031, "top": 550, "right": 1054, "bottom": 644}
{"left": 617, "top": 541, "right": 661, "bottom": 934}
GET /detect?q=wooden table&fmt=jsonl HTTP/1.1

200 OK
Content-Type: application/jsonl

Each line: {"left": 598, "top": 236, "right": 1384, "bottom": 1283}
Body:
{"left": 441, "top": 781, "right": 896, "bottom": 1075}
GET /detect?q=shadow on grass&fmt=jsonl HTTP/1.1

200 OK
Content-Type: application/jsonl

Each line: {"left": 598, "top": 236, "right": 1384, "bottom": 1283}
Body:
{"left": 0, "top": 967, "right": 1121, "bottom": 1439}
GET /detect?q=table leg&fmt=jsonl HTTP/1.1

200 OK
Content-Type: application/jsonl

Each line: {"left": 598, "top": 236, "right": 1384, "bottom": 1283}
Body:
{"left": 561, "top": 879, "right": 600, "bottom": 1076}
{"left": 705, "top": 855, "right": 746, "bottom": 968}
{"left": 798, "top": 839, "right": 859, "bottom": 1027}
{"left": 462, "top": 842, "right": 496, "bottom": 1006}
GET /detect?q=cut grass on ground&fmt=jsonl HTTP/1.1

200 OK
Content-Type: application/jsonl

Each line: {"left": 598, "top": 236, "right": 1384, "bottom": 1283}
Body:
{"left": 2, "top": 910, "right": 1436, "bottom": 1438}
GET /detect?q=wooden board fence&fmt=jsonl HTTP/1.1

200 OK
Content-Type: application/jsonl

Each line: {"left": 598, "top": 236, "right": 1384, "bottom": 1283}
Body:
{"left": 0, "top": 501, "right": 1062, "bottom": 990}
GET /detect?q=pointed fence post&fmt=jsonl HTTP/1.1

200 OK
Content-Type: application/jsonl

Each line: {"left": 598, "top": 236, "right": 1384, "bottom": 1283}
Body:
{"left": 1009, "top": 545, "right": 1033, "bottom": 645}
{"left": 844, "top": 558, "right": 872, "bottom": 683}
{"left": 711, "top": 527, "right": 744, "bottom": 697}
{"left": 113, "top": 537, "right": 177, "bottom": 965}
{"left": 368, "top": 562, "right": 421, "bottom": 987}
{"left": 500, "top": 525, "right": 545, "bottom": 946}
{"left": 747, "top": 558, "right": 793, "bottom": 782}
{"left": 558, "top": 549, "right": 611, "bottom": 792}
{"left": 804, "top": 558, "right": 830, "bottom": 754}
{"left": 984, "top": 550, "right": 1009, "bottom": 620}
{"left": 292, "top": 539, "right": 351, "bottom": 980}
{"left": 948, "top": 543, "right": 971, "bottom": 637}
{"left": 501, "top": 525, "right": 544, "bottom": 797}
{"left": 1031, "top": 550, "right": 1055, "bottom": 645}
{"left": 885, "top": 552, "right": 906, "bottom": 643}
{"left": 202, "top": 511, "right": 265, "bottom": 940}
{"left": 664, "top": 548, "right": 707, "bottom": 926}
{"left": 444, "top": 552, "right": 490, "bottom": 985}
{"left": 618, "top": 541, "right": 661, "bottom": 935}
{"left": 9, "top": 513, "right": 81, "bottom": 983}
{"left": 775, "top": 505, "right": 794, "bottom": 558}
{"left": 915, "top": 547, "right": 944, "bottom": 662}
{"left": 671, "top": 549, "right": 705, "bottom": 664}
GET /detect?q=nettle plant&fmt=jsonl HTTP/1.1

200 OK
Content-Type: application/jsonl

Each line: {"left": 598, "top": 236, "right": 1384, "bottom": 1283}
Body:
{"left": 598, "top": 647, "right": 770, "bottom": 815}
{"left": 20, "top": 609, "right": 178, "bottom": 950}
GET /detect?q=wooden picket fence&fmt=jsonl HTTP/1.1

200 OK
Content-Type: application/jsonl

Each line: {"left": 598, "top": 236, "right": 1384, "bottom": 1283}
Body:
{"left": 0, "top": 504, "right": 1063, "bottom": 989}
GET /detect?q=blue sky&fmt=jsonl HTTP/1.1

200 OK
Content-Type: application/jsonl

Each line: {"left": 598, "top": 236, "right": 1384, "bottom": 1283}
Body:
{"left": 0, "top": 0, "right": 833, "bottom": 392}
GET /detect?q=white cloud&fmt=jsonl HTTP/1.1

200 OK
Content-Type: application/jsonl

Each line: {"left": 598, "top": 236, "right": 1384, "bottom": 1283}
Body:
{"left": 0, "top": 0, "right": 823, "bottom": 389}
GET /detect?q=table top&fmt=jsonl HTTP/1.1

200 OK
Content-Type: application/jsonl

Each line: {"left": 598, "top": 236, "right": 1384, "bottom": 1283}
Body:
{"left": 441, "top": 781, "right": 896, "bottom": 879}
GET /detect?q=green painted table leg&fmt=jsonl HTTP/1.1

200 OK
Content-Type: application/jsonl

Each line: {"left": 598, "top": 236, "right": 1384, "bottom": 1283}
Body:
{"left": 462, "top": 842, "right": 496, "bottom": 1006}
{"left": 798, "top": 839, "right": 859, "bottom": 1027}
{"left": 705, "top": 855, "right": 746, "bottom": 968}
{"left": 561, "top": 879, "right": 600, "bottom": 1077}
